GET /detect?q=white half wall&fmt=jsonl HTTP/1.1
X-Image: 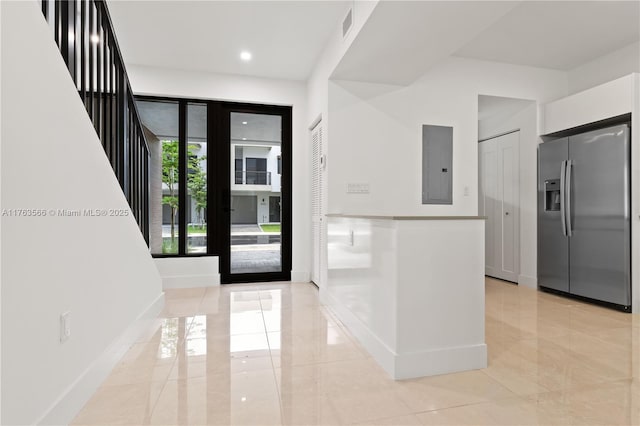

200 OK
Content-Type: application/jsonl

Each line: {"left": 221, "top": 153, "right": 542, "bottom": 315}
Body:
{"left": 1, "top": 2, "right": 163, "bottom": 424}
{"left": 325, "top": 216, "right": 486, "bottom": 379}
{"left": 129, "top": 65, "right": 310, "bottom": 282}
{"left": 479, "top": 101, "right": 538, "bottom": 288}
{"left": 155, "top": 257, "right": 220, "bottom": 289}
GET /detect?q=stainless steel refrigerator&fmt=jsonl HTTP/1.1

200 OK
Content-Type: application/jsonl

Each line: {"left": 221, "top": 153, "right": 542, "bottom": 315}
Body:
{"left": 538, "top": 123, "right": 631, "bottom": 310}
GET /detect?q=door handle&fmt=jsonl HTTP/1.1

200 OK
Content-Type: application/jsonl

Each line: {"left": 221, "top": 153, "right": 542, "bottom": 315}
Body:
{"left": 560, "top": 160, "right": 567, "bottom": 236}
{"left": 566, "top": 160, "right": 573, "bottom": 237}
{"left": 505, "top": 212, "right": 509, "bottom": 216}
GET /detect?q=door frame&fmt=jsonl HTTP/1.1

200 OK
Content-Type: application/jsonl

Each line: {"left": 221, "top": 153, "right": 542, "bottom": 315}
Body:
{"left": 478, "top": 130, "right": 520, "bottom": 283}
{"left": 218, "top": 102, "right": 292, "bottom": 284}
{"left": 310, "top": 119, "right": 324, "bottom": 287}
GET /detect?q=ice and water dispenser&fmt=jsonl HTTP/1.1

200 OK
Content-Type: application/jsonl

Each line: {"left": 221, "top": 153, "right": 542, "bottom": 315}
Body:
{"left": 544, "top": 180, "right": 561, "bottom": 211}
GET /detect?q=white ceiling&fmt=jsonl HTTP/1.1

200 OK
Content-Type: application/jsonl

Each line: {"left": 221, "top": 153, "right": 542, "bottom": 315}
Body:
{"left": 137, "top": 100, "right": 180, "bottom": 141}
{"left": 455, "top": 1, "right": 640, "bottom": 70}
{"left": 109, "top": 1, "right": 640, "bottom": 85}
{"left": 332, "top": 0, "right": 640, "bottom": 85}
{"left": 136, "top": 101, "right": 281, "bottom": 143}
{"left": 331, "top": 1, "right": 520, "bottom": 84}
{"left": 231, "top": 112, "right": 281, "bottom": 143}
{"left": 107, "top": 0, "right": 350, "bottom": 81}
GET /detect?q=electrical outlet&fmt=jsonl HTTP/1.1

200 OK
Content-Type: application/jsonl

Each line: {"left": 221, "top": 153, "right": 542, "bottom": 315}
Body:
{"left": 60, "top": 311, "right": 71, "bottom": 343}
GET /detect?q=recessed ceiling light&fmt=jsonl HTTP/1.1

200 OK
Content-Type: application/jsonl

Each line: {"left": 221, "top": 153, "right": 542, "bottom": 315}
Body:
{"left": 240, "top": 51, "right": 252, "bottom": 61}
{"left": 90, "top": 34, "right": 100, "bottom": 44}
{"left": 242, "top": 138, "right": 247, "bottom": 140}
{"left": 242, "top": 121, "right": 248, "bottom": 125}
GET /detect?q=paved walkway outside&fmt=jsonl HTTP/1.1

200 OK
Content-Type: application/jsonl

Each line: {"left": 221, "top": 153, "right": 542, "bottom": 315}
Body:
{"left": 231, "top": 224, "right": 262, "bottom": 233}
{"left": 231, "top": 248, "right": 281, "bottom": 273}
{"left": 162, "top": 224, "right": 282, "bottom": 273}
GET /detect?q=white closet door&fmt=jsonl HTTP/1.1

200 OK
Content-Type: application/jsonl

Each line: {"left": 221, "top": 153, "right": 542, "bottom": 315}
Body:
{"left": 311, "top": 123, "right": 323, "bottom": 286}
{"left": 479, "top": 131, "right": 520, "bottom": 282}
{"left": 479, "top": 139, "right": 498, "bottom": 278}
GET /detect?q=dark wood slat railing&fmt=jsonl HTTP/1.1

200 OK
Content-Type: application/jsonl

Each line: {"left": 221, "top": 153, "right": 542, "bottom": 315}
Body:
{"left": 40, "top": 0, "right": 149, "bottom": 244}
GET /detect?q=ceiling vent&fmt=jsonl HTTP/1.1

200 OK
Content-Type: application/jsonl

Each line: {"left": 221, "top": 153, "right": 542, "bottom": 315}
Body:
{"left": 342, "top": 8, "right": 353, "bottom": 38}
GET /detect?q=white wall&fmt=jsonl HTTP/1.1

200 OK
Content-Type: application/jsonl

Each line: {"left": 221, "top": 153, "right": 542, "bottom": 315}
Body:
{"left": 1, "top": 2, "right": 163, "bottom": 424}
{"left": 325, "top": 58, "right": 566, "bottom": 290}
{"left": 267, "top": 145, "right": 281, "bottom": 193}
{"left": 129, "top": 65, "right": 310, "bottom": 281}
{"left": 306, "top": 1, "right": 379, "bottom": 289}
{"left": 328, "top": 57, "right": 567, "bottom": 216}
{"left": 567, "top": 41, "right": 640, "bottom": 95}
{"left": 479, "top": 101, "right": 538, "bottom": 287}
{"left": 307, "top": 1, "right": 379, "bottom": 124}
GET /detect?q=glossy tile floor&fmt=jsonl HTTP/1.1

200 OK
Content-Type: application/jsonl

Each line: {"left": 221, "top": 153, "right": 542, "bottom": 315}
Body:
{"left": 73, "top": 278, "right": 640, "bottom": 425}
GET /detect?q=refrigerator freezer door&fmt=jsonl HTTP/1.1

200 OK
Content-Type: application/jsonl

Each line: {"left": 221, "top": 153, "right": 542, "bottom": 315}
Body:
{"left": 538, "top": 138, "right": 569, "bottom": 292}
{"left": 568, "top": 124, "right": 630, "bottom": 306}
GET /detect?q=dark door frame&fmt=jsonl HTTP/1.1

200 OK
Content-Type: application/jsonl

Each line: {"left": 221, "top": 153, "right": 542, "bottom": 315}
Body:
{"left": 136, "top": 95, "right": 292, "bottom": 284}
{"left": 219, "top": 103, "right": 292, "bottom": 283}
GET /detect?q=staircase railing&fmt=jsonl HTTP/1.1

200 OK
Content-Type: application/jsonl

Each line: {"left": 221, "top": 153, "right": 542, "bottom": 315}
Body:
{"left": 39, "top": 0, "right": 149, "bottom": 244}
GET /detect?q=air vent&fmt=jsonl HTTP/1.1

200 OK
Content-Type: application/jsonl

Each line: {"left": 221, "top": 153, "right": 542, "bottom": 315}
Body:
{"left": 342, "top": 8, "right": 353, "bottom": 38}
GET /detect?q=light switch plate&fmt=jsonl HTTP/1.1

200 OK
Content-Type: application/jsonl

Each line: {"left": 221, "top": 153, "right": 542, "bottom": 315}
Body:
{"left": 347, "top": 183, "right": 370, "bottom": 194}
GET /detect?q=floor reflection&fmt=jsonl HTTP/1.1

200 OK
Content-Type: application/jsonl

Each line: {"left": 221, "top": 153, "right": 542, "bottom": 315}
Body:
{"left": 73, "top": 280, "right": 640, "bottom": 425}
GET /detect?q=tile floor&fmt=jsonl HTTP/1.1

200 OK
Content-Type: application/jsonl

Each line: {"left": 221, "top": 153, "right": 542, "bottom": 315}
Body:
{"left": 73, "top": 278, "right": 640, "bottom": 425}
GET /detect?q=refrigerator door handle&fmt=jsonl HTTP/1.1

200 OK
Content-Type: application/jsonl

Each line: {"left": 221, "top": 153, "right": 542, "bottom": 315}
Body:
{"left": 560, "top": 160, "right": 567, "bottom": 236}
{"left": 566, "top": 160, "right": 573, "bottom": 237}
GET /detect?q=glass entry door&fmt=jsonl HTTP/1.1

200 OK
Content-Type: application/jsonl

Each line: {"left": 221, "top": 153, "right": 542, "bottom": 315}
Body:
{"left": 220, "top": 106, "right": 291, "bottom": 283}
{"left": 136, "top": 95, "right": 291, "bottom": 284}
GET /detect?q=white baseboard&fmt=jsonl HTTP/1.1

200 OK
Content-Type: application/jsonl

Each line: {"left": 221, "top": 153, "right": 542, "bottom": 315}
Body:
{"left": 320, "top": 289, "right": 396, "bottom": 374}
{"left": 163, "top": 273, "right": 220, "bottom": 289}
{"left": 36, "top": 292, "right": 165, "bottom": 426}
{"left": 291, "top": 270, "right": 310, "bottom": 282}
{"left": 393, "top": 344, "right": 487, "bottom": 380}
{"left": 321, "top": 289, "right": 487, "bottom": 380}
{"left": 518, "top": 274, "right": 538, "bottom": 289}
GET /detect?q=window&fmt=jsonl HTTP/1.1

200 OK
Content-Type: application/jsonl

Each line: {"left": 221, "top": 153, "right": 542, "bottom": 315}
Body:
{"left": 136, "top": 99, "right": 208, "bottom": 255}
{"left": 277, "top": 155, "right": 282, "bottom": 175}
{"left": 186, "top": 103, "right": 207, "bottom": 254}
{"left": 246, "top": 158, "right": 268, "bottom": 185}
{"left": 136, "top": 100, "right": 179, "bottom": 255}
